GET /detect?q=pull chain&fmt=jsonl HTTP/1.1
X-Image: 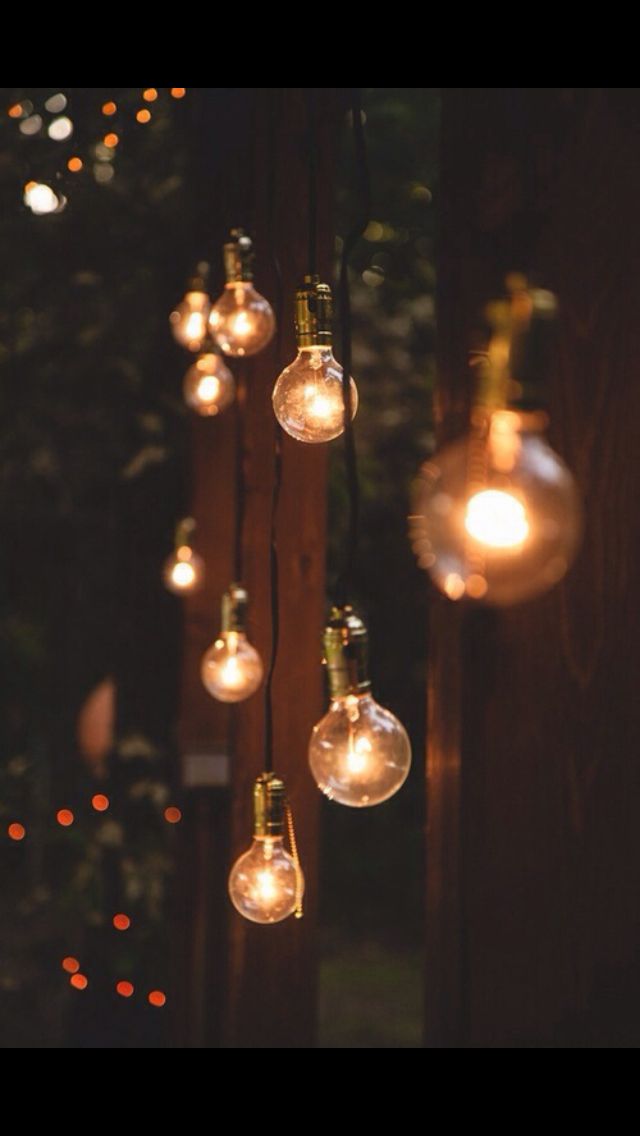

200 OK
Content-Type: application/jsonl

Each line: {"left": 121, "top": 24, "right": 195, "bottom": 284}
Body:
{"left": 285, "top": 801, "right": 304, "bottom": 919}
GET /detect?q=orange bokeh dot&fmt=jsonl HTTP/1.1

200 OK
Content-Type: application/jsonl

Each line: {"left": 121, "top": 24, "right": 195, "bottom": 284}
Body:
{"left": 8, "top": 103, "right": 23, "bottom": 118}
{"left": 143, "top": 88, "right": 158, "bottom": 102}
{"left": 57, "top": 809, "right": 74, "bottom": 827}
{"left": 116, "top": 980, "right": 134, "bottom": 997}
{"left": 103, "top": 132, "right": 118, "bottom": 148}
{"left": 8, "top": 822, "right": 25, "bottom": 841}
{"left": 135, "top": 109, "right": 151, "bottom": 124}
{"left": 170, "top": 88, "right": 186, "bottom": 99}
{"left": 148, "top": 990, "right": 166, "bottom": 1007}
{"left": 164, "top": 806, "right": 182, "bottom": 824}
{"left": 92, "top": 793, "right": 109, "bottom": 812}
{"left": 62, "top": 956, "right": 80, "bottom": 974}
{"left": 70, "top": 973, "right": 88, "bottom": 990}
{"left": 67, "top": 156, "right": 83, "bottom": 172}
{"left": 113, "top": 913, "right": 130, "bottom": 931}
{"left": 102, "top": 101, "right": 117, "bottom": 116}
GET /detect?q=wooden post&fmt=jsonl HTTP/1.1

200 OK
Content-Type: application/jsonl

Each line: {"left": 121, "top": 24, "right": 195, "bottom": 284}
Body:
{"left": 177, "top": 89, "right": 341, "bottom": 1048}
{"left": 428, "top": 88, "right": 640, "bottom": 1047}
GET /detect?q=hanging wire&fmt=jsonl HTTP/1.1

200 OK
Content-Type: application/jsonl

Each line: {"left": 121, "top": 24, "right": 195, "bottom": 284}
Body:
{"left": 306, "top": 87, "right": 318, "bottom": 278}
{"left": 263, "top": 88, "right": 285, "bottom": 775}
{"left": 232, "top": 364, "right": 247, "bottom": 582}
{"left": 336, "top": 88, "right": 371, "bottom": 605}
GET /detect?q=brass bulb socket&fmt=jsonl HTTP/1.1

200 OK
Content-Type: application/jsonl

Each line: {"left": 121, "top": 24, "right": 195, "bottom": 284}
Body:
{"left": 323, "top": 605, "right": 371, "bottom": 699}
{"left": 223, "top": 228, "right": 254, "bottom": 283}
{"left": 295, "top": 275, "right": 333, "bottom": 347}
{"left": 175, "top": 516, "right": 196, "bottom": 550}
{"left": 221, "top": 582, "right": 248, "bottom": 633}
{"left": 253, "top": 772, "right": 286, "bottom": 837}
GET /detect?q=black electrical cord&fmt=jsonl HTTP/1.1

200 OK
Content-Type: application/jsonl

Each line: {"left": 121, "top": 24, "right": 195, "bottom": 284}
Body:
{"left": 306, "top": 87, "right": 318, "bottom": 279}
{"left": 336, "top": 88, "right": 371, "bottom": 606}
{"left": 263, "top": 88, "right": 285, "bottom": 775}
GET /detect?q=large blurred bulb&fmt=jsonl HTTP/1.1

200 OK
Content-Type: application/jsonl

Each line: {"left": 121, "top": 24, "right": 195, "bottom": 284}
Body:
{"left": 170, "top": 274, "right": 211, "bottom": 352}
{"left": 163, "top": 518, "right": 204, "bottom": 594}
{"left": 183, "top": 350, "right": 234, "bottom": 416}
{"left": 411, "top": 408, "right": 582, "bottom": 606}
{"left": 272, "top": 277, "right": 357, "bottom": 443}
{"left": 229, "top": 774, "right": 303, "bottom": 924}
{"left": 209, "top": 230, "right": 275, "bottom": 357}
{"left": 201, "top": 583, "right": 263, "bottom": 702}
{"left": 308, "top": 607, "right": 411, "bottom": 807}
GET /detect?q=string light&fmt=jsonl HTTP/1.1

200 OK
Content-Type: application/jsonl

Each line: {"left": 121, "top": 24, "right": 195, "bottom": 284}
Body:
{"left": 56, "top": 809, "right": 74, "bottom": 827}
{"left": 170, "top": 88, "right": 186, "bottom": 99}
{"left": 228, "top": 774, "right": 303, "bottom": 924}
{"left": 24, "top": 182, "right": 59, "bottom": 215}
{"left": 8, "top": 103, "right": 23, "bottom": 118}
{"left": 8, "top": 822, "right": 26, "bottom": 841}
{"left": 163, "top": 517, "right": 204, "bottom": 595}
{"left": 62, "top": 957, "right": 80, "bottom": 974}
{"left": 209, "top": 229, "right": 275, "bottom": 357}
{"left": 67, "top": 156, "right": 83, "bottom": 172}
{"left": 273, "top": 277, "right": 357, "bottom": 443}
{"left": 70, "top": 973, "right": 88, "bottom": 990}
{"left": 103, "top": 132, "right": 118, "bottom": 148}
{"left": 148, "top": 990, "right": 166, "bottom": 1007}
{"left": 201, "top": 583, "right": 263, "bottom": 703}
{"left": 136, "top": 108, "right": 151, "bottom": 124}
{"left": 102, "top": 101, "right": 117, "bottom": 116}
{"left": 170, "top": 268, "right": 211, "bottom": 352}
{"left": 113, "top": 913, "right": 131, "bottom": 931}
{"left": 142, "top": 88, "right": 158, "bottom": 102}
{"left": 309, "top": 607, "right": 411, "bottom": 807}
{"left": 91, "top": 794, "right": 109, "bottom": 812}
{"left": 116, "top": 981, "right": 134, "bottom": 997}
{"left": 410, "top": 280, "right": 582, "bottom": 605}
{"left": 164, "top": 806, "right": 182, "bottom": 824}
{"left": 183, "top": 348, "right": 235, "bottom": 417}
{"left": 48, "top": 116, "right": 73, "bottom": 141}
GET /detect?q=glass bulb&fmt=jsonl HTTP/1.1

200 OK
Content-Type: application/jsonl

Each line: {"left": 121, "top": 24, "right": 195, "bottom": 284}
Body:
{"left": 209, "top": 282, "right": 275, "bottom": 357}
{"left": 228, "top": 835, "right": 302, "bottom": 924}
{"left": 163, "top": 545, "right": 204, "bottom": 594}
{"left": 309, "top": 691, "right": 411, "bottom": 807}
{"left": 201, "top": 630, "right": 263, "bottom": 703}
{"left": 183, "top": 352, "right": 235, "bottom": 416}
{"left": 411, "top": 409, "right": 582, "bottom": 605}
{"left": 272, "top": 347, "right": 358, "bottom": 443}
{"left": 170, "top": 290, "right": 211, "bottom": 351}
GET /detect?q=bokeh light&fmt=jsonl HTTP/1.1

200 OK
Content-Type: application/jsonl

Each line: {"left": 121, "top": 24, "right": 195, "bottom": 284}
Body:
{"left": 143, "top": 88, "right": 158, "bottom": 102}
{"left": 148, "top": 990, "right": 166, "bottom": 1007}
{"left": 103, "top": 132, "right": 118, "bottom": 148}
{"left": 56, "top": 809, "right": 74, "bottom": 827}
{"left": 24, "top": 183, "right": 59, "bottom": 215}
{"left": 67, "top": 156, "right": 83, "bottom": 172}
{"left": 91, "top": 793, "right": 109, "bottom": 812}
{"left": 8, "top": 822, "right": 25, "bottom": 841}
{"left": 164, "top": 806, "right": 182, "bottom": 824}
{"left": 45, "top": 93, "right": 67, "bottom": 114}
{"left": 102, "top": 101, "right": 117, "bottom": 116}
{"left": 62, "top": 956, "right": 80, "bottom": 974}
{"left": 116, "top": 980, "right": 134, "bottom": 997}
{"left": 136, "top": 109, "right": 151, "bottom": 124}
{"left": 8, "top": 103, "right": 23, "bottom": 118}
{"left": 20, "top": 114, "right": 42, "bottom": 136}
{"left": 70, "top": 973, "right": 88, "bottom": 990}
{"left": 48, "top": 116, "right": 73, "bottom": 141}
{"left": 113, "top": 913, "right": 130, "bottom": 931}
{"left": 170, "top": 88, "right": 186, "bottom": 99}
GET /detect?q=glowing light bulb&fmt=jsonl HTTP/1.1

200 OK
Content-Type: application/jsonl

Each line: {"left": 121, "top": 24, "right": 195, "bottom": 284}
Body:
{"left": 183, "top": 350, "right": 235, "bottom": 417}
{"left": 228, "top": 774, "right": 303, "bottom": 924}
{"left": 412, "top": 409, "right": 581, "bottom": 604}
{"left": 163, "top": 518, "right": 204, "bottom": 595}
{"left": 308, "top": 607, "right": 411, "bottom": 807}
{"left": 170, "top": 272, "right": 211, "bottom": 351}
{"left": 201, "top": 583, "right": 263, "bottom": 703}
{"left": 208, "top": 229, "right": 275, "bottom": 357}
{"left": 272, "top": 277, "right": 357, "bottom": 443}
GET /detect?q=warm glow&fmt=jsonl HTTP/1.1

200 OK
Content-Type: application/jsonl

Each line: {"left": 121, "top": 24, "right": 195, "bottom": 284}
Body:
{"left": 231, "top": 310, "right": 251, "bottom": 340}
{"left": 62, "top": 956, "right": 80, "bottom": 974}
{"left": 136, "top": 108, "right": 151, "bottom": 124}
{"left": 70, "top": 974, "right": 88, "bottom": 990}
{"left": 346, "top": 733, "right": 372, "bottom": 775}
{"left": 24, "top": 183, "right": 58, "bottom": 215}
{"left": 186, "top": 312, "right": 206, "bottom": 342}
{"left": 201, "top": 629, "right": 263, "bottom": 703}
{"left": 143, "top": 88, "right": 158, "bottom": 102}
{"left": 8, "top": 103, "right": 23, "bottom": 118}
{"left": 56, "top": 809, "right": 74, "bottom": 827}
{"left": 164, "top": 806, "right": 182, "bottom": 824}
{"left": 91, "top": 793, "right": 109, "bottom": 812}
{"left": 170, "top": 88, "right": 186, "bottom": 99}
{"left": 48, "top": 116, "right": 73, "bottom": 141}
{"left": 465, "top": 489, "right": 529, "bottom": 549}
{"left": 148, "top": 990, "right": 166, "bottom": 1007}
{"left": 113, "top": 913, "right": 130, "bottom": 931}
{"left": 103, "top": 132, "right": 118, "bottom": 148}
{"left": 102, "top": 101, "right": 117, "bottom": 116}
{"left": 171, "top": 561, "right": 196, "bottom": 589}
{"left": 256, "top": 869, "right": 278, "bottom": 903}
{"left": 196, "top": 375, "right": 220, "bottom": 403}
{"left": 67, "top": 156, "right": 83, "bottom": 172}
{"left": 8, "top": 822, "right": 25, "bottom": 841}
{"left": 116, "top": 981, "right": 134, "bottom": 997}
{"left": 443, "top": 572, "right": 465, "bottom": 600}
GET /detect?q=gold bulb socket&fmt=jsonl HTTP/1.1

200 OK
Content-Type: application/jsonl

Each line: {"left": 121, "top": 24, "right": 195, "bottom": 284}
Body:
{"left": 253, "top": 772, "right": 286, "bottom": 838}
{"left": 223, "top": 228, "right": 254, "bottom": 283}
{"left": 221, "top": 582, "right": 248, "bottom": 633}
{"left": 174, "top": 516, "right": 196, "bottom": 551}
{"left": 323, "top": 605, "right": 371, "bottom": 699}
{"left": 295, "top": 275, "right": 333, "bottom": 347}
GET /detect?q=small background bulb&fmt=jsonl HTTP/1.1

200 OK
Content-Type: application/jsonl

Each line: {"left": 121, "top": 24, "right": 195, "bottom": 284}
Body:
{"left": 209, "top": 282, "right": 275, "bottom": 357}
{"left": 170, "top": 286, "right": 211, "bottom": 352}
{"left": 183, "top": 351, "right": 235, "bottom": 416}
{"left": 201, "top": 583, "right": 263, "bottom": 703}
{"left": 163, "top": 543, "right": 204, "bottom": 595}
{"left": 228, "top": 774, "right": 303, "bottom": 924}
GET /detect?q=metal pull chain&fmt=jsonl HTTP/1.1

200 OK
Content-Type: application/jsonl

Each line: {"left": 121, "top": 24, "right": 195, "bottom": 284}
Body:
{"left": 285, "top": 800, "right": 303, "bottom": 919}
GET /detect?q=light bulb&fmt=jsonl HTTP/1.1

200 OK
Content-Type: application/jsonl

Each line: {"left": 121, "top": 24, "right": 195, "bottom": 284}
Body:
{"left": 272, "top": 277, "right": 358, "bottom": 443}
{"left": 308, "top": 607, "right": 411, "bottom": 807}
{"left": 228, "top": 774, "right": 303, "bottom": 924}
{"left": 170, "top": 275, "right": 211, "bottom": 351}
{"left": 163, "top": 519, "right": 204, "bottom": 594}
{"left": 208, "top": 229, "right": 275, "bottom": 357}
{"left": 183, "top": 350, "right": 235, "bottom": 416}
{"left": 411, "top": 408, "right": 582, "bottom": 607}
{"left": 201, "top": 583, "right": 263, "bottom": 702}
